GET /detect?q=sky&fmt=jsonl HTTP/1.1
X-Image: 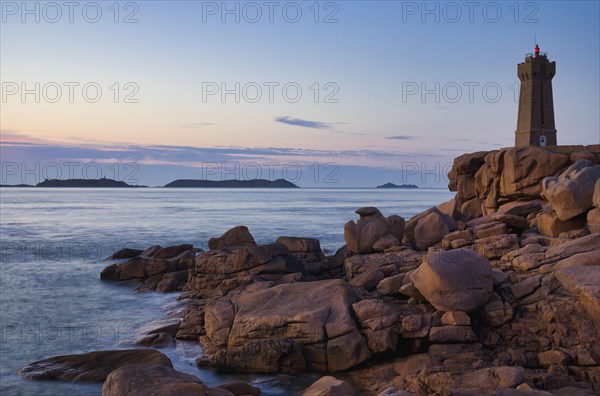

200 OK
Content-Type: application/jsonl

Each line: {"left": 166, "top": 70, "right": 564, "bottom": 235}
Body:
{"left": 1, "top": 0, "right": 599, "bottom": 187}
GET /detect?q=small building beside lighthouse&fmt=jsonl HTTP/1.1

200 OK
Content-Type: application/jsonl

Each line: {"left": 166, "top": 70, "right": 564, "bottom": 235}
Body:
{"left": 515, "top": 45, "right": 557, "bottom": 147}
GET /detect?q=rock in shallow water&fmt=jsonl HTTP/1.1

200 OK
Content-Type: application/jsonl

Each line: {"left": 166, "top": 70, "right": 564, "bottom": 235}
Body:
{"left": 19, "top": 349, "right": 172, "bottom": 382}
{"left": 102, "top": 364, "right": 205, "bottom": 396}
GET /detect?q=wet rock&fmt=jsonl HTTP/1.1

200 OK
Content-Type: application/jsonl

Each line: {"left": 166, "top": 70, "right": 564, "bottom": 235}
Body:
{"left": 153, "top": 244, "right": 194, "bottom": 259}
{"left": 101, "top": 364, "right": 207, "bottom": 396}
{"left": 215, "top": 381, "right": 261, "bottom": 396}
{"left": 156, "top": 270, "right": 190, "bottom": 292}
{"left": 101, "top": 245, "right": 195, "bottom": 291}
{"left": 135, "top": 332, "right": 174, "bottom": 349}
{"left": 19, "top": 349, "right": 172, "bottom": 382}
{"left": 208, "top": 226, "right": 256, "bottom": 251}
{"left": 140, "top": 245, "right": 162, "bottom": 258}
{"left": 411, "top": 248, "right": 493, "bottom": 312}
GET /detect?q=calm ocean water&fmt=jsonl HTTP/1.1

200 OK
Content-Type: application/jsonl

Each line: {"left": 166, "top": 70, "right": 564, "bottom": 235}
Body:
{"left": 0, "top": 188, "right": 453, "bottom": 395}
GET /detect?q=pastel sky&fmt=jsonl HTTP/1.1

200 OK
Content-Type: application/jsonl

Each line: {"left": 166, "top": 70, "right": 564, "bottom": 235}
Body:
{"left": 1, "top": 1, "right": 599, "bottom": 187}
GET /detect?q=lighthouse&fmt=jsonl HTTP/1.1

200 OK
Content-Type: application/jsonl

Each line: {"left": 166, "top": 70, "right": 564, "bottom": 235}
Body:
{"left": 515, "top": 45, "right": 557, "bottom": 147}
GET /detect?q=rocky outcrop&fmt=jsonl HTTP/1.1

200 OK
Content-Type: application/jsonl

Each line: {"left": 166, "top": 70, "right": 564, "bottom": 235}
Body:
{"left": 19, "top": 349, "right": 173, "bottom": 382}
{"left": 344, "top": 248, "right": 422, "bottom": 291}
{"left": 101, "top": 244, "right": 195, "bottom": 292}
{"left": 85, "top": 156, "right": 600, "bottom": 396}
{"left": 188, "top": 242, "right": 305, "bottom": 298}
{"left": 201, "top": 279, "right": 371, "bottom": 373}
{"left": 344, "top": 207, "right": 405, "bottom": 254}
{"left": 102, "top": 365, "right": 262, "bottom": 396}
{"left": 542, "top": 160, "right": 600, "bottom": 220}
{"left": 208, "top": 226, "right": 256, "bottom": 251}
{"left": 276, "top": 236, "right": 325, "bottom": 272}
{"left": 448, "top": 147, "right": 571, "bottom": 219}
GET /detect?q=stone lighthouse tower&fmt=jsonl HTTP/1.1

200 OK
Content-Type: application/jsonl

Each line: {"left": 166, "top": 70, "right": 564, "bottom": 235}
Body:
{"left": 515, "top": 45, "right": 557, "bottom": 147}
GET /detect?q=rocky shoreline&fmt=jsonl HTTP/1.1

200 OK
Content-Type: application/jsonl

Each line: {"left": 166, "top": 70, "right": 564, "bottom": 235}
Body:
{"left": 19, "top": 146, "right": 600, "bottom": 395}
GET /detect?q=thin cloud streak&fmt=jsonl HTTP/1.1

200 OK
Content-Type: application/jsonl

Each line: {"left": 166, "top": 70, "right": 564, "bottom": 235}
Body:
{"left": 386, "top": 135, "right": 417, "bottom": 140}
{"left": 275, "top": 116, "right": 332, "bottom": 129}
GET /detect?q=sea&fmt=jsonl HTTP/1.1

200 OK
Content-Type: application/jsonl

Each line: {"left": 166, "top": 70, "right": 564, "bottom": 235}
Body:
{"left": 0, "top": 187, "right": 453, "bottom": 395}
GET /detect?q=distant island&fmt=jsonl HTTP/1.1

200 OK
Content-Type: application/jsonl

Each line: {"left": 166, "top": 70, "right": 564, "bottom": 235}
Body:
{"left": 36, "top": 179, "right": 144, "bottom": 188}
{"left": 0, "top": 184, "right": 35, "bottom": 188}
{"left": 376, "top": 182, "right": 419, "bottom": 189}
{"left": 164, "top": 179, "right": 299, "bottom": 188}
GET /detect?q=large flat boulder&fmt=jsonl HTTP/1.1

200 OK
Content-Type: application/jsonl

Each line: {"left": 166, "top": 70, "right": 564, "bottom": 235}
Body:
{"left": 203, "top": 279, "right": 371, "bottom": 373}
{"left": 411, "top": 248, "right": 493, "bottom": 312}
{"left": 19, "top": 349, "right": 172, "bottom": 382}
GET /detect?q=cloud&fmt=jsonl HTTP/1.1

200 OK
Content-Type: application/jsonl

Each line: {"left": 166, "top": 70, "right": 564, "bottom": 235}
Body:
{"left": 178, "top": 123, "right": 215, "bottom": 128}
{"left": 275, "top": 116, "right": 332, "bottom": 129}
{"left": 386, "top": 135, "right": 416, "bottom": 140}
